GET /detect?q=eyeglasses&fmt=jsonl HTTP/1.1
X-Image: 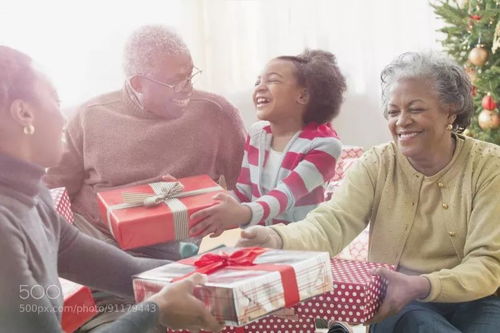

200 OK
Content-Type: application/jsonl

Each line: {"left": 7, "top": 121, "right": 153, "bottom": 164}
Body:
{"left": 140, "top": 66, "right": 202, "bottom": 93}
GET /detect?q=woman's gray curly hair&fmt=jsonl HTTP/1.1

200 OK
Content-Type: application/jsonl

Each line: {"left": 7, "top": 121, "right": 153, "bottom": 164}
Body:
{"left": 123, "top": 25, "right": 190, "bottom": 77}
{"left": 380, "top": 51, "right": 473, "bottom": 133}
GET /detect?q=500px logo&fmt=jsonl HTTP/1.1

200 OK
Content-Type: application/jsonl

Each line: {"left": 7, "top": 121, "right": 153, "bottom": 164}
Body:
{"left": 19, "top": 284, "right": 61, "bottom": 300}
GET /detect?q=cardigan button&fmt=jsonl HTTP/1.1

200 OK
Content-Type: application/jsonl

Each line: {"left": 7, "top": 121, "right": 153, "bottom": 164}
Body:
{"left": 442, "top": 203, "right": 449, "bottom": 209}
{"left": 448, "top": 231, "right": 456, "bottom": 237}
{"left": 438, "top": 182, "right": 444, "bottom": 188}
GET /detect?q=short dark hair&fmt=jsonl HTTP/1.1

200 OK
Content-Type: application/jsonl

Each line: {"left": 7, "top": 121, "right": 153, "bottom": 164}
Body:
{"left": 0, "top": 46, "right": 37, "bottom": 113}
{"left": 277, "top": 49, "right": 346, "bottom": 124}
{"left": 380, "top": 52, "right": 473, "bottom": 133}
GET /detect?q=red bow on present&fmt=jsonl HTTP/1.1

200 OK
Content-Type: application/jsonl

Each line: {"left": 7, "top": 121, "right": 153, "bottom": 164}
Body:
{"left": 178, "top": 247, "right": 300, "bottom": 307}
{"left": 193, "top": 247, "right": 266, "bottom": 275}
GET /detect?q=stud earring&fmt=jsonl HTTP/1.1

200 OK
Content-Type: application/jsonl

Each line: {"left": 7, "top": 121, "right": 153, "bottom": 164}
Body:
{"left": 446, "top": 124, "right": 453, "bottom": 131}
{"left": 23, "top": 124, "right": 35, "bottom": 135}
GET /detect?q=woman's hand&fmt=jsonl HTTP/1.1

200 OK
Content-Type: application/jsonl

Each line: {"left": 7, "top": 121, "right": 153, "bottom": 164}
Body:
{"left": 365, "top": 268, "right": 431, "bottom": 325}
{"left": 189, "top": 193, "right": 251, "bottom": 238}
{"left": 161, "top": 174, "right": 177, "bottom": 182}
{"left": 236, "top": 226, "right": 283, "bottom": 249}
{"left": 149, "top": 273, "right": 224, "bottom": 332}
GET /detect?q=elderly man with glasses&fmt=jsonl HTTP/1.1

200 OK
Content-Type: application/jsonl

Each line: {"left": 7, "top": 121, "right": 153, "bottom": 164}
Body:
{"left": 46, "top": 24, "right": 245, "bottom": 253}
{"left": 44, "top": 25, "right": 245, "bottom": 331}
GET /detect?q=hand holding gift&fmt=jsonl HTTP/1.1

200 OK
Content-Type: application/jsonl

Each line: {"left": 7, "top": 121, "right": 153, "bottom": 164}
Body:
{"left": 365, "top": 268, "right": 430, "bottom": 325}
{"left": 189, "top": 193, "right": 252, "bottom": 238}
{"left": 236, "top": 226, "right": 283, "bottom": 249}
{"left": 149, "top": 273, "right": 224, "bottom": 332}
{"left": 160, "top": 174, "right": 177, "bottom": 182}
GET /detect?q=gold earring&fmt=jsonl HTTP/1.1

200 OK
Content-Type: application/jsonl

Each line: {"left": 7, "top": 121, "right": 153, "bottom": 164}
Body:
{"left": 446, "top": 124, "right": 453, "bottom": 131}
{"left": 23, "top": 124, "right": 35, "bottom": 135}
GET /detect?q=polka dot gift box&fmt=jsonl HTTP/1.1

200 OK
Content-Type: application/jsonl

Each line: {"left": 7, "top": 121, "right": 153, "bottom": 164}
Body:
{"left": 167, "top": 315, "right": 316, "bottom": 333}
{"left": 294, "top": 258, "right": 395, "bottom": 325}
{"left": 325, "top": 145, "right": 363, "bottom": 200}
{"left": 330, "top": 145, "right": 364, "bottom": 183}
{"left": 50, "top": 187, "right": 75, "bottom": 224}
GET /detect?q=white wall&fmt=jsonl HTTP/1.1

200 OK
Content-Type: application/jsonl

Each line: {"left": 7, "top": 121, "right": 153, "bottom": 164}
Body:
{"left": 0, "top": 0, "right": 443, "bottom": 148}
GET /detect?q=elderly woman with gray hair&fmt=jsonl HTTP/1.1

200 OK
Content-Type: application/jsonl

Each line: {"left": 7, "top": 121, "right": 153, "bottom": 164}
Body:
{"left": 238, "top": 52, "right": 500, "bottom": 332}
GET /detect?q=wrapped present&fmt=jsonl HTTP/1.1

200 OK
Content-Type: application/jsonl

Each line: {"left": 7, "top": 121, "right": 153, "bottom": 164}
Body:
{"left": 331, "top": 145, "right": 364, "bottom": 182}
{"left": 294, "top": 258, "right": 395, "bottom": 325}
{"left": 168, "top": 315, "right": 317, "bottom": 333}
{"left": 50, "top": 187, "right": 74, "bottom": 224}
{"left": 60, "top": 278, "right": 97, "bottom": 333}
{"left": 134, "top": 247, "right": 333, "bottom": 327}
{"left": 326, "top": 145, "right": 364, "bottom": 200}
{"left": 336, "top": 227, "right": 370, "bottom": 262}
{"left": 97, "top": 175, "right": 224, "bottom": 250}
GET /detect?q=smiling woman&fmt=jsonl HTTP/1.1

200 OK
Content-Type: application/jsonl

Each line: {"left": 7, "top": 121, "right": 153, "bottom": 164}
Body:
{"left": 381, "top": 52, "right": 473, "bottom": 176}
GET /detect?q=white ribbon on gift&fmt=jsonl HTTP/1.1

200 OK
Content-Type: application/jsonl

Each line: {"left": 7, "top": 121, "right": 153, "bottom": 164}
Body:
{"left": 106, "top": 181, "right": 223, "bottom": 241}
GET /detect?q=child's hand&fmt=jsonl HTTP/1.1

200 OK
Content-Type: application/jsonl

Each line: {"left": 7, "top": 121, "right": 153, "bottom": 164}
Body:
{"left": 189, "top": 193, "right": 252, "bottom": 238}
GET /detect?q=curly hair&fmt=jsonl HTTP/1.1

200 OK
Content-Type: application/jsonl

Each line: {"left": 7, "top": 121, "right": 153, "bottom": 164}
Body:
{"left": 380, "top": 51, "right": 473, "bottom": 133}
{"left": 276, "top": 49, "right": 346, "bottom": 124}
{"left": 123, "top": 25, "right": 190, "bottom": 77}
{"left": 0, "top": 46, "right": 37, "bottom": 113}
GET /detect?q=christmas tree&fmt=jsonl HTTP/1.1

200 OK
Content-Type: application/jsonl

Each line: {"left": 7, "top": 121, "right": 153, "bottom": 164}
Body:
{"left": 432, "top": 0, "right": 499, "bottom": 144}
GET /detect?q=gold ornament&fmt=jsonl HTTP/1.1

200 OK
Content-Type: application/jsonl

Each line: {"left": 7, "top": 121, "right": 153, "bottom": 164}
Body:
{"left": 468, "top": 45, "right": 489, "bottom": 66}
{"left": 478, "top": 109, "right": 500, "bottom": 130}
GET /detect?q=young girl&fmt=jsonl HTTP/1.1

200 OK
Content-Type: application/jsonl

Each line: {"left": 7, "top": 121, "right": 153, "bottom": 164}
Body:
{"left": 190, "top": 49, "right": 346, "bottom": 238}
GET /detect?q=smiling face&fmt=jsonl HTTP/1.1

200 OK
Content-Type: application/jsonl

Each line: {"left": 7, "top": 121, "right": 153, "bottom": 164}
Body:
{"left": 138, "top": 52, "right": 194, "bottom": 119}
{"left": 253, "top": 59, "right": 307, "bottom": 124}
{"left": 387, "top": 77, "right": 456, "bottom": 162}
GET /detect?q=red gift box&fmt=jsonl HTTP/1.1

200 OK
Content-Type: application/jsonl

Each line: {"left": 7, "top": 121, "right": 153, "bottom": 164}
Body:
{"left": 294, "top": 258, "right": 395, "bottom": 325}
{"left": 326, "top": 146, "right": 364, "bottom": 201}
{"left": 168, "top": 315, "right": 317, "bottom": 333}
{"left": 331, "top": 145, "right": 364, "bottom": 183}
{"left": 134, "top": 247, "right": 333, "bottom": 326}
{"left": 336, "top": 227, "right": 370, "bottom": 262}
{"left": 97, "top": 175, "right": 224, "bottom": 250}
{"left": 50, "top": 187, "right": 74, "bottom": 224}
{"left": 60, "top": 278, "right": 97, "bottom": 333}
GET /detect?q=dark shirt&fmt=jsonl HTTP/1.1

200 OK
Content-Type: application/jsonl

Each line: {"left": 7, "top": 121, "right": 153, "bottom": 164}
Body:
{"left": 0, "top": 153, "right": 166, "bottom": 332}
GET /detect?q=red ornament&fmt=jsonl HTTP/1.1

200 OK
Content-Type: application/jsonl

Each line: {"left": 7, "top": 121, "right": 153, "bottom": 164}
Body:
{"left": 482, "top": 93, "right": 497, "bottom": 110}
{"left": 469, "top": 15, "right": 482, "bottom": 21}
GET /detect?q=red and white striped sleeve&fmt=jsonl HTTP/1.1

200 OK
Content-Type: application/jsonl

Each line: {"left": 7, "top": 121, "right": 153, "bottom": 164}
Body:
{"left": 232, "top": 136, "right": 252, "bottom": 202}
{"left": 243, "top": 135, "right": 341, "bottom": 225}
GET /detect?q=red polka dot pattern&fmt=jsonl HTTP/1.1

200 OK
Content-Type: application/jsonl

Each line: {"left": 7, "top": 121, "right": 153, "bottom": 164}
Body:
{"left": 330, "top": 146, "right": 363, "bottom": 182}
{"left": 293, "top": 258, "right": 395, "bottom": 325}
{"left": 336, "top": 227, "right": 369, "bottom": 262}
{"left": 167, "top": 316, "right": 317, "bottom": 333}
{"left": 325, "top": 146, "right": 363, "bottom": 201}
{"left": 50, "top": 187, "right": 75, "bottom": 224}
